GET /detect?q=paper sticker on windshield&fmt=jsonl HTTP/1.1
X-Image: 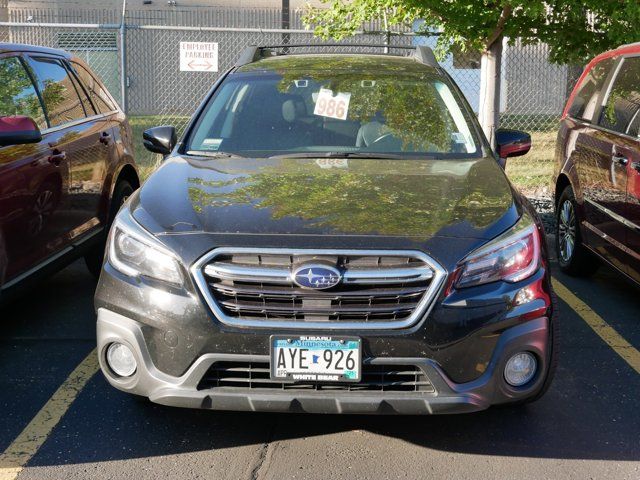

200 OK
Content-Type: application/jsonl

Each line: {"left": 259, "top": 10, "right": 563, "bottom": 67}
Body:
{"left": 316, "top": 158, "right": 349, "bottom": 169}
{"left": 201, "top": 138, "right": 222, "bottom": 151}
{"left": 451, "top": 132, "right": 467, "bottom": 144}
{"left": 314, "top": 88, "right": 351, "bottom": 121}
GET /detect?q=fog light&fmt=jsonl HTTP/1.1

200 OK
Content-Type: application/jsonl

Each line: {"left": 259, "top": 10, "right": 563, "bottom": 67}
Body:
{"left": 514, "top": 286, "right": 536, "bottom": 306}
{"left": 106, "top": 343, "right": 137, "bottom": 377}
{"left": 504, "top": 352, "right": 537, "bottom": 387}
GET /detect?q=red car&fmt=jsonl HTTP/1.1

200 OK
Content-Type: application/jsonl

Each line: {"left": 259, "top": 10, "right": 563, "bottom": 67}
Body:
{"left": 0, "top": 43, "right": 139, "bottom": 300}
{"left": 553, "top": 42, "right": 640, "bottom": 284}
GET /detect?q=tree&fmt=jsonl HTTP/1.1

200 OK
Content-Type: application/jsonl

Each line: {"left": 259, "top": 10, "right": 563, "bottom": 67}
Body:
{"left": 304, "top": 0, "right": 640, "bottom": 143}
{"left": 255, "top": 55, "right": 458, "bottom": 150}
{"left": 187, "top": 158, "right": 513, "bottom": 237}
{"left": 0, "top": 58, "right": 44, "bottom": 120}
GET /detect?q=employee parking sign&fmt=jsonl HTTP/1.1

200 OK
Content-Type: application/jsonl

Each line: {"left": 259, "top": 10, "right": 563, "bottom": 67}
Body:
{"left": 179, "top": 42, "right": 219, "bottom": 72}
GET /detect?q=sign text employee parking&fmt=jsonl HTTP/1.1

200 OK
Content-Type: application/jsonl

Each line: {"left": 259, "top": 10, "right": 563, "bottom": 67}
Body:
{"left": 180, "top": 42, "right": 219, "bottom": 72}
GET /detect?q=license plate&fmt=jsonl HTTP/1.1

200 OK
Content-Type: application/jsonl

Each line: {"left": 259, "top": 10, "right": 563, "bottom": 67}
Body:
{"left": 270, "top": 336, "right": 361, "bottom": 382}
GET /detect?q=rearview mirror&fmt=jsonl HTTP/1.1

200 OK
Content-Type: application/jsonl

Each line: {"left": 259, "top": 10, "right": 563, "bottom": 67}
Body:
{"left": 496, "top": 129, "right": 531, "bottom": 160}
{"left": 143, "top": 126, "right": 176, "bottom": 156}
{"left": 0, "top": 116, "right": 42, "bottom": 147}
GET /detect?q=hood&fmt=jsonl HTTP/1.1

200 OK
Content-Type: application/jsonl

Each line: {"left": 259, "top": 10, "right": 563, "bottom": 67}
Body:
{"left": 131, "top": 155, "right": 519, "bottom": 241}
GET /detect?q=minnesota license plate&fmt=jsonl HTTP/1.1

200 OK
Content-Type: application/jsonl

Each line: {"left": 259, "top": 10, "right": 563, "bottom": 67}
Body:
{"left": 270, "top": 336, "right": 361, "bottom": 382}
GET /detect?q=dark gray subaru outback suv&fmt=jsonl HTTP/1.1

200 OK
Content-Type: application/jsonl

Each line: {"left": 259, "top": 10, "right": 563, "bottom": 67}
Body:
{"left": 95, "top": 45, "right": 557, "bottom": 414}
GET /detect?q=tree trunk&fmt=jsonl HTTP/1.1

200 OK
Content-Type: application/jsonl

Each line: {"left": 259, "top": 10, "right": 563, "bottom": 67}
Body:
{"left": 478, "top": 36, "right": 503, "bottom": 149}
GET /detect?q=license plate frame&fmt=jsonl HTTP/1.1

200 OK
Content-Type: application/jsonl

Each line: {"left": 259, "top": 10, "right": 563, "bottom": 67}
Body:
{"left": 270, "top": 335, "right": 362, "bottom": 383}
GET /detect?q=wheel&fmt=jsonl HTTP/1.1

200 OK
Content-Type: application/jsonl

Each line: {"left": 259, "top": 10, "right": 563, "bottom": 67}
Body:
{"left": 84, "top": 180, "right": 134, "bottom": 278}
{"left": 555, "top": 185, "right": 599, "bottom": 276}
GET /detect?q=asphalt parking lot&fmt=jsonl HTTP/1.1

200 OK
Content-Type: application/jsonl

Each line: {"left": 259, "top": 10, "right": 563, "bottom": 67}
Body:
{"left": 1, "top": 242, "right": 639, "bottom": 480}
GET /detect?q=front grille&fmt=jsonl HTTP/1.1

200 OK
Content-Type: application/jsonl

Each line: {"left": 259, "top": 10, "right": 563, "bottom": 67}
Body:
{"left": 197, "top": 362, "right": 435, "bottom": 393}
{"left": 193, "top": 249, "right": 446, "bottom": 329}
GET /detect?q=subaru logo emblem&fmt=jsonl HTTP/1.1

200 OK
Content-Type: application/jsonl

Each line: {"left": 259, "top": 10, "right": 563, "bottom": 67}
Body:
{"left": 291, "top": 264, "right": 342, "bottom": 290}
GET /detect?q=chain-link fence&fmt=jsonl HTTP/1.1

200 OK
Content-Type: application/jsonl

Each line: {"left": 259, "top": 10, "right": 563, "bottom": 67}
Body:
{"left": 501, "top": 40, "right": 582, "bottom": 196}
{"left": 1, "top": 6, "right": 581, "bottom": 197}
{"left": 124, "top": 26, "right": 413, "bottom": 173}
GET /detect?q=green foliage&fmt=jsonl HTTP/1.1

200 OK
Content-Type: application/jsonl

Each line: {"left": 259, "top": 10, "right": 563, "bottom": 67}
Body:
{"left": 186, "top": 158, "right": 513, "bottom": 237}
{"left": 258, "top": 56, "right": 457, "bottom": 151}
{"left": 0, "top": 58, "right": 45, "bottom": 122}
{"left": 544, "top": 1, "right": 640, "bottom": 64}
{"left": 303, "top": 0, "right": 640, "bottom": 65}
{"left": 304, "top": 0, "right": 419, "bottom": 40}
{"left": 39, "top": 79, "right": 67, "bottom": 120}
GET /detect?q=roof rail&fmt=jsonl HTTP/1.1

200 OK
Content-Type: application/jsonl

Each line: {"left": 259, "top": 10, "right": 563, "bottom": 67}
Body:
{"left": 414, "top": 46, "right": 438, "bottom": 68}
{"left": 234, "top": 45, "right": 262, "bottom": 67}
{"left": 233, "top": 44, "right": 439, "bottom": 69}
{"left": 617, "top": 41, "right": 640, "bottom": 50}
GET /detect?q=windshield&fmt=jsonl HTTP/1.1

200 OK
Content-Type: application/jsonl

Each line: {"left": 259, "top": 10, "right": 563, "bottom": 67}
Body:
{"left": 186, "top": 68, "right": 481, "bottom": 159}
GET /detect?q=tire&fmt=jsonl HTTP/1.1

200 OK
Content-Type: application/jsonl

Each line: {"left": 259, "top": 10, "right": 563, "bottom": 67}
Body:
{"left": 84, "top": 180, "right": 134, "bottom": 278}
{"left": 555, "top": 185, "right": 599, "bottom": 276}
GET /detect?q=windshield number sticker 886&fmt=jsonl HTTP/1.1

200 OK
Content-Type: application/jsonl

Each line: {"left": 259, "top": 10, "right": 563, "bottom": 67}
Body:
{"left": 270, "top": 336, "right": 361, "bottom": 382}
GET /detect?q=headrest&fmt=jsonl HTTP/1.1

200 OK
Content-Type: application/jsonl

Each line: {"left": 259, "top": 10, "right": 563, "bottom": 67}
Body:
{"left": 282, "top": 98, "right": 306, "bottom": 123}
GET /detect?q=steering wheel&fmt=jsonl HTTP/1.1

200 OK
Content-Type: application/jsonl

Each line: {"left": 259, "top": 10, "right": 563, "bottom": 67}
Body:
{"left": 371, "top": 132, "right": 394, "bottom": 145}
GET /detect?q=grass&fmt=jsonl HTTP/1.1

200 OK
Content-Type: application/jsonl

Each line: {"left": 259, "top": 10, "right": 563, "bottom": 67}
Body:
{"left": 505, "top": 131, "right": 556, "bottom": 196}
{"left": 128, "top": 115, "right": 558, "bottom": 195}
{"left": 129, "top": 115, "right": 190, "bottom": 180}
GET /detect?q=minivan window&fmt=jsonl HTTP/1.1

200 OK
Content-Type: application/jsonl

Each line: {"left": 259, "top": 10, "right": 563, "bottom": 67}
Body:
{"left": 28, "top": 56, "right": 87, "bottom": 127}
{"left": 598, "top": 56, "right": 640, "bottom": 135}
{"left": 0, "top": 56, "right": 46, "bottom": 129}
{"left": 186, "top": 71, "right": 479, "bottom": 158}
{"left": 568, "top": 58, "right": 615, "bottom": 122}
{"left": 627, "top": 112, "right": 640, "bottom": 138}
{"left": 66, "top": 61, "right": 97, "bottom": 117}
{"left": 71, "top": 62, "right": 116, "bottom": 114}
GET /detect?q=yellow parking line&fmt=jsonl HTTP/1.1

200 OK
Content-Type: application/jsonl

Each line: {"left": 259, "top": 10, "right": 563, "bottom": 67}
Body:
{"left": 552, "top": 278, "right": 640, "bottom": 374}
{"left": 0, "top": 349, "right": 99, "bottom": 480}
{"left": 1, "top": 280, "right": 637, "bottom": 479}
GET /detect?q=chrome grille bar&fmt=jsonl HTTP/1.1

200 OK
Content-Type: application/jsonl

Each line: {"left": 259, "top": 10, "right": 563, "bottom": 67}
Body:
{"left": 203, "top": 263, "right": 434, "bottom": 285}
{"left": 204, "top": 263, "right": 290, "bottom": 283}
{"left": 210, "top": 283, "right": 428, "bottom": 299}
{"left": 191, "top": 248, "right": 447, "bottom": 330}
{"left": 343, "top": 267, "right": 433, "bottom": 284}
{"left": 218, "top": 299, "right": 420, "bottom": 314}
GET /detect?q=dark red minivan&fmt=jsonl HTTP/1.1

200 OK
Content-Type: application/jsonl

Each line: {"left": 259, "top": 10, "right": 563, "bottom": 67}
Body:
{"left": 0, "top": 43, "right": 139, "bottom": 300}
{"left": 554, "top": 42, "right": 640, "bottom": 284}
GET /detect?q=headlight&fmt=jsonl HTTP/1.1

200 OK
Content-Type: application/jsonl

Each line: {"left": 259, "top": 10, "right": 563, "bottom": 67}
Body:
{"left": 456, "top": 213, "right": 541, "bottom": 288}
{"left": 108, "top": 208, "right": 183, "bottom": 285}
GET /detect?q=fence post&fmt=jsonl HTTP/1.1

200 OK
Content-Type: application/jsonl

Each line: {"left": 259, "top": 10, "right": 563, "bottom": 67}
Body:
{"left": 119, "top": 0, "right": 128, "bottom": 113}
{"left": 0, "top": 0, "right": 8, "bottom": 23}
{"left": 281, "top": 0, "right": 289, "bottom": 51}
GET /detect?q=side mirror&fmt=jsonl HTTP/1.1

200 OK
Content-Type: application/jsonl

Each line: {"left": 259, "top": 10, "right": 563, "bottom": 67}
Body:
{"left": 143, "top": 126, "right": 176, "bottom": 156}
{"left": 0, "top": 116, "right": 42, "bottom": 147}
{"left": 496, "top": 129, "right": 531, "bottom": 160}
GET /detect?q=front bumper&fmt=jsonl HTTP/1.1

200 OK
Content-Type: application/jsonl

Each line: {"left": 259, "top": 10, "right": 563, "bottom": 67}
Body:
{"left": 97, "top": 308, "right": 551, "bottom": 414}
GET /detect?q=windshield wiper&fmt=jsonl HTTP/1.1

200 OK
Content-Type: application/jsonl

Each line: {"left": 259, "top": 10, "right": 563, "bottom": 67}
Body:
{"left": 186, "top": 150, "right": 245, "bottom": 159}
{"left": 267, "top": 151, "right": 404, "bottom": 160}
